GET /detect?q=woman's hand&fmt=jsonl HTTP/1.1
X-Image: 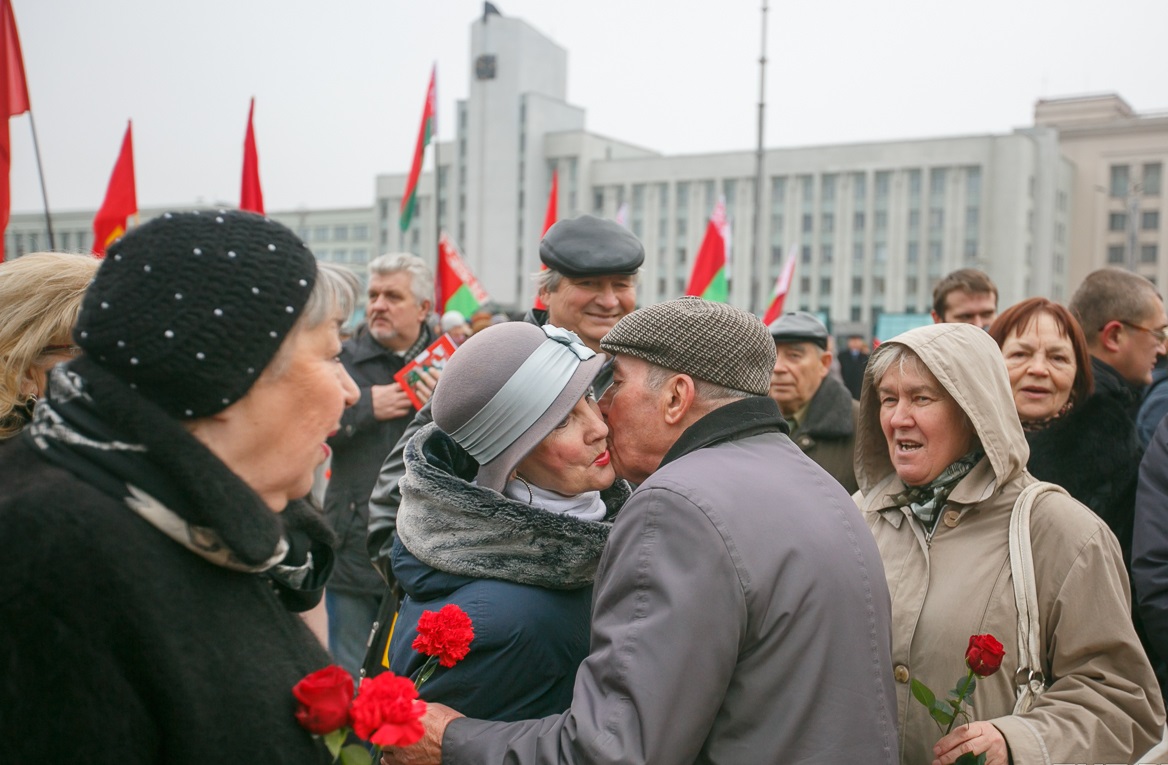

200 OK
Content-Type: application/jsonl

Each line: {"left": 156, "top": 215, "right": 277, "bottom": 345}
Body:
{"left": 932, "top": 721, "right": 1009, "bottom": 765}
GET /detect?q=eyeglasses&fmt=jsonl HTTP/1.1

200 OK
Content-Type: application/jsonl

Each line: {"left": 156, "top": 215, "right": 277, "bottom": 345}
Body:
{"left": 40, "top": 344, "right": 82, "bottom": 358}
{"left": 1117, "top": 320, "right": 1168, "bottom": 345}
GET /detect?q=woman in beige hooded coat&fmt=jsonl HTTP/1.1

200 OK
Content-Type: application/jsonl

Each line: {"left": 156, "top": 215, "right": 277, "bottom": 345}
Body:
{"left": 855, "top": 322, "right": 1163, "bottom": 765}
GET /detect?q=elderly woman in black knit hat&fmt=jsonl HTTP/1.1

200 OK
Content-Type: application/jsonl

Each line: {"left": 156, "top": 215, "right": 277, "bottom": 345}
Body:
{"left": 376, "top": 321, "right": 629, "bottom": 722}
{"left": 0, "top": 211, "right": 359, "bottom": 764}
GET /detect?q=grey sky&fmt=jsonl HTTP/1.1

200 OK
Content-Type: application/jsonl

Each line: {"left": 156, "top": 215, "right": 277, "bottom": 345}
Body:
{"left": 9, "top": 0, "right": 1167, "bottom": 215}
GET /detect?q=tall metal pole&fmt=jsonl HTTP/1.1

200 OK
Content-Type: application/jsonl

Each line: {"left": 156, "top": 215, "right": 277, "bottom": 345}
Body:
{"left": 26, "top": 110, "right": 55, "bottom": 249}
{"left": 753, "top": 0, "right": 769, "bottom": 312}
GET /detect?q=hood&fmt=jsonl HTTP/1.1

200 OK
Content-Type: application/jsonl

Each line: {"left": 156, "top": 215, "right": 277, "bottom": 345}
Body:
{"left": 854, "top": 323, "right": 1028, "bottom": 499}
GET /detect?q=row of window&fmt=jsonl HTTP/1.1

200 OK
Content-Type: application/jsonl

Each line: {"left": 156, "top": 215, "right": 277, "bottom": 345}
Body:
{"left": 1108, "top": 210, "right": 1161, "bottom": 232}
{"left": 1111, "top": 163, "right": 1163, "bottom": 197}
{"left": 297, "top": 224, "right": 371, "bottom": 243}
{"left": 1107, "top": 244, "right": 1161, "bottom": 265}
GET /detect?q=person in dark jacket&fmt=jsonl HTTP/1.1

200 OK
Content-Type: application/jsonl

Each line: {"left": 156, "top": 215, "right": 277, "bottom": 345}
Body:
{"left": 384, "top": 321, "right": 628, "bottom": 721}
{"left": 0, "top": 212, "right": 360, "bottom": 764}
{"left": 324, "top": 252, "right": 435, "bottom": 678}
{"left": 1136, "top": 415, "right": 1168, "bottom": 701}
{"left": 837, "top": 333, "right": 869, "bottom": 400}
{"left": 364, "top": 215, "right": 643, "bottom": 591}
{"left": 767, "top": 311, "right": 859, "bottom": 493}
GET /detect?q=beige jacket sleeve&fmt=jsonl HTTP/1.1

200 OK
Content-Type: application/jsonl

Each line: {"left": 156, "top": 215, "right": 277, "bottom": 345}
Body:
{"left": 990, "top": 517, "right": 1164, "bottom": 764}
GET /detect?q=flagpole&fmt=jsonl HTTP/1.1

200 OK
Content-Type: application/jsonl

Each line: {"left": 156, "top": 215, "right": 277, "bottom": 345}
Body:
{"left": 752, "top": 0, "right": 768, "bottom": 313}
{"left": 25, "top": 109, "right": 54, "bottom": 249}
{"left": 433, "top": 64, "right": 441, "bottom": 272}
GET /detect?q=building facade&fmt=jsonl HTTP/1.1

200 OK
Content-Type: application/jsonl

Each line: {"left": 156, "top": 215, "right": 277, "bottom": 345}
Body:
{"left": 7, "top": 12, "right": 1165, "bottom": 342}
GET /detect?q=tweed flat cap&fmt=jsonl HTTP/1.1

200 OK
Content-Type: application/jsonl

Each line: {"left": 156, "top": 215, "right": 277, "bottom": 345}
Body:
{"left": 540, "top": 214, "right": 644, "bottom": 277}
{"left": 601, "top": 297, "right": 774, "bottom": 395}
{"left": 768, "top": 311, "right": 829, "bottom": 349}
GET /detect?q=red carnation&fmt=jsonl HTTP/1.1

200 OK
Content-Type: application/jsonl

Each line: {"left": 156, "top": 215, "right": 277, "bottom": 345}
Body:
{"left": 412, "top": 604, "right": 475, "bottom": 668}
{"left": 292, "top": 665, "right": 354, "bottom": 735}
{"left": 965, "top": 633, "right": 1005, "bottom": 677}
{"left": 350, "top": 672, "right": 427, "bottom": 747}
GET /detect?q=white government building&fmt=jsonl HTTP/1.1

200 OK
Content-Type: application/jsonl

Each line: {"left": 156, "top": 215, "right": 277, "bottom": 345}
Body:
{"left": 6, "top": 10, "right": 1166, "bottom": 340}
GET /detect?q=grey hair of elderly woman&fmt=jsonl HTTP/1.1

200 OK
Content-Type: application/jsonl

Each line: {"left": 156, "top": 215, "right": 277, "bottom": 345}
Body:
{"left": 265, "top": 263, "right": 359, "bottom": 377}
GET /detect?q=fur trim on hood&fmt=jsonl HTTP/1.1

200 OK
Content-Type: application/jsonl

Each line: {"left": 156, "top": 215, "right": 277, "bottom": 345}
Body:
{"left": 854, "top": 323, "right": 1029, "bottom": 507}
{"left": 396, "top": 422, "right": 629, "bottom": 589}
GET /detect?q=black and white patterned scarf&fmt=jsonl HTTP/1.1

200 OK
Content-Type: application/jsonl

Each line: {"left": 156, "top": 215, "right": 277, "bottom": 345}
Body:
{"left": 889, "top": 450, "right": 984, "bottom": 529}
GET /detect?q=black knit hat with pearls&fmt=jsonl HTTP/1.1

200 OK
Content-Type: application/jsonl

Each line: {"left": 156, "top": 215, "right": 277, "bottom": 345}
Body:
{"left": 74, "top": 210, "right": 318, "bottom": 419}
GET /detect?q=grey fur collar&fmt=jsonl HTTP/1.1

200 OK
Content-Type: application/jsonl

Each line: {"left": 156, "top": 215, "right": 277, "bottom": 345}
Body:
{"left": 396, "top": 423, "right": 629, "bottom": 589}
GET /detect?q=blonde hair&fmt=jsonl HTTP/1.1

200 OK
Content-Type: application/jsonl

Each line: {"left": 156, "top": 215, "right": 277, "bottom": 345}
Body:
{"left": 0, "top": 252, "right": 100, "bottom": 438}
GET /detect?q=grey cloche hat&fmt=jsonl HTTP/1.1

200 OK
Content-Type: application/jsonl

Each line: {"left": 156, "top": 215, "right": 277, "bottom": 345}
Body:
{"left": 431, "top": 322, "right": 607, "bottom": 492}
{"left": 768, "top": 311, "right": 830, "bottom": 349}
{"left": 600, "top": 296, "right": 774, "bottom": 396}
{"left": 540, "top": 214, "right": 645, "bottom": 277}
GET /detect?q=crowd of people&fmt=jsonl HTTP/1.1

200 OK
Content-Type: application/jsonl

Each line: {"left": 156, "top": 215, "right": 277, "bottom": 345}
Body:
{"left": 1, "top": 211, "right": 1167, "bottom": 765}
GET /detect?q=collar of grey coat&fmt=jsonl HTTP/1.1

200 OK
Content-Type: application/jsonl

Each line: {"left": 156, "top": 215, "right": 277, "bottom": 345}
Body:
{"left": 396, "top": 422, "right": 630, "bottom": 589}
{"left": 658, "top": 396, "right": 788, "bottom": 472}
{"left": 793, "top": 375, "right": 855, "bottom": 440}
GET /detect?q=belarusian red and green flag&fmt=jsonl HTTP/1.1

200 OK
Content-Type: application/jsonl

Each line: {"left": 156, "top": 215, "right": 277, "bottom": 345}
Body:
{"left": 685, "top": 198, "right": 730, "bottom": 302}
{"left": 436, "top": 233, "right": 489, "bottom": 316}
{"left": 400, "top": 65, "right": 436, "bottom": 232}
{"left": 762, "top": 245, "right": 798, "bottom": 325}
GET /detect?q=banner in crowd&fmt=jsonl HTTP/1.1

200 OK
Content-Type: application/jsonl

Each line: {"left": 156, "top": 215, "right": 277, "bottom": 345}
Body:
{"left": 685, "top": 197, "right": 729, "bottom": 303}
{"left": 436, "top": 232, "right": 489, "bottom": 316}
{"left": 92, "top": 122, "right": 137, "bottom": 258}
{"left": 400, "top": 65, "right": 436, "bottom": 232}
{"left": 762, "top": 246, "right": 797, "bottom": 325}
{"left": 533, "top": 168, "right": 558, "bottom": 310}
{"left": 0, "top": 0, "right": 29, "bottom": 262}
{"left": 240, "top": 97, "right": 264, "bottom": 214}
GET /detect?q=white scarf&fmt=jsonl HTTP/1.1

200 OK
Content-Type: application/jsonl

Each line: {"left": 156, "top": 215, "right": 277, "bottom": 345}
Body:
{"left": 504, "top": 478, "right": 608, "bottom": 522}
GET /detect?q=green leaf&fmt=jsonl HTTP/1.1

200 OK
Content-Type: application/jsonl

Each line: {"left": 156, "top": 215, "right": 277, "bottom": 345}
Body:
{"left": 339, "top": 744, "right": 374, "bottom": 765}
{"left": 953, "top": 674, "right": 977, "bottom": 699}
{"left": 323, "top": 729, "right": 347, "bottom": 760}
{"left": 928, "top": 700, "right": 955, "bottom": 727}
{"left": 910, "top": 678, "right": 936, "bottom": 708}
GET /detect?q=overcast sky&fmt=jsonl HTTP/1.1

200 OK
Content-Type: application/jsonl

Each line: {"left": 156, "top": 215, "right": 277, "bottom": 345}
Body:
{"left": 9, "top": 0, "right": 1167, "bottom": 215}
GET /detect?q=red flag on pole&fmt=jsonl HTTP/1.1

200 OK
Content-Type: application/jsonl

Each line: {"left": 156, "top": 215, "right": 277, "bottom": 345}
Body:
{"left": 0, "top": 0, "right": 30, "bottom": 262}
{"left": 762, "top": 247, "right": 798, "bottom": 325}
{"left": 532, "top": 169, "right": 559, "bottom": 309}
{"left": 400, "top": 65, "right": 436, "bottom": 232}
{"left": 240, "top": 97, "right": 264, "bottom": 214}
{"left": 92, "top": 123, "right": 137, "bottom": 258}
{"left": 684, "top": 199, "right": 729, "bottom": 302}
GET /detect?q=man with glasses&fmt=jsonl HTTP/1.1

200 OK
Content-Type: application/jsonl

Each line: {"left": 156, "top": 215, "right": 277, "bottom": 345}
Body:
{"left": 1070, "top": 267, "right": 1168, "bottom": 696}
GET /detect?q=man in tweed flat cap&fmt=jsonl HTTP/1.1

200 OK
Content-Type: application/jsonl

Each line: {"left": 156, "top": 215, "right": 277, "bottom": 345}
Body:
{"left": 383, "top": 297, "right": 898, "bottom": 765}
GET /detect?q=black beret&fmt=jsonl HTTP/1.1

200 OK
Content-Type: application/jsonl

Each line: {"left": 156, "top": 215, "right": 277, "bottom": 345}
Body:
{"left": 75, "top": 210, "right": 317, "bottom": 419}
{"left": 767, "top": 311, "right": 830, "bottom": 349}
{"left": 539, "top": 214, "right": 644, "bottom": 277}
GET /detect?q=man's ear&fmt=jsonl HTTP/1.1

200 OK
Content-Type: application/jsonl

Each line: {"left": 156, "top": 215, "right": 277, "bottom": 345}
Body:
{"left": 1099, "top": 320, "right": 1124, "bottom": 354}
{"left": 661, "top": 373, "right": 697, "bottom": 426}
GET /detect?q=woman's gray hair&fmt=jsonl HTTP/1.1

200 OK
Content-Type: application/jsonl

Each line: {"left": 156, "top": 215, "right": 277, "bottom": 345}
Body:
{"left": 865, "top": 344, "right": 928, "bottom": 392}
{"left": 369, "top": 252, "right": 433, "bottom": 308}
{"left": 265, "top": 263, "right": 359, "bottom": 378}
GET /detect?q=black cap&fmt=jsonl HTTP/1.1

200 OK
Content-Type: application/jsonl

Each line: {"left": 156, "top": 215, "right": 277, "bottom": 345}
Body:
{"left": 539, "top": 214, "right": 644, "bottom": 277}
{"left": 767, "top": 311, "right": 829, "bottom": 349}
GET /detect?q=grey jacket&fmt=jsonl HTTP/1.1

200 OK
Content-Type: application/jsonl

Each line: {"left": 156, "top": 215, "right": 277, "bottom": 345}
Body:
{"left": 441, "top": 396, "right": 899, "bottom": 765}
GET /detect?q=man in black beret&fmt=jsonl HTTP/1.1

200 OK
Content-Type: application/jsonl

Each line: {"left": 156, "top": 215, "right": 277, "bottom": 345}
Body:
{"left": 530, "top": 214, "right": 643, "bottom": 384}
{"left": 768, "top": 311, "right": 859, "bottom": 493}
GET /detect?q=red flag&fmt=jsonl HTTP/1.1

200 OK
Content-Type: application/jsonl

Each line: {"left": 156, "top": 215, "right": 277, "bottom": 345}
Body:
{"left": 533, "top": 169, "right": 559, "bottom": 309}
{"left": 92, "top": 123, "right": 137, "bottom": 258}
{"left": 762, "top": 247, "right": 798, "bottom": 325}
{"left": 684, "top": 199, "right": 729, "bottom": 302}
{"left": 436, "top": 233, "right": 490, "bottom": 315}
{"left": 0, "top": 0, "right": 30, "bottom": 263}
{"left": 240, "top": 97, "right": 264, "bottom": 214}
{"left": 542, "top": 168, "right": 558, "bottom": 236}
{"left": 400, "top": 65, "right": 436, "bottom": 232}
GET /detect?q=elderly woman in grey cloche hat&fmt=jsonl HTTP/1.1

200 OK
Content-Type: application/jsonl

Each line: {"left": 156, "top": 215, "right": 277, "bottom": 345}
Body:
{"left": 382, "top": 321, "right": 630, "bottom": 722}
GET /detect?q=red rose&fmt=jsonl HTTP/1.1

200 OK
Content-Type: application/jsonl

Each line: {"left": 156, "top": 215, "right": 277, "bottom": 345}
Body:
{"left": 350, "top": 672, "right": 427, "bottom": 747}
{"left": 965, "top": 633, "right": 1005, "bottom": 677}
{"left": 412, "top": 604, "right": 475, "bottom": 668}
{"left": 292, "top": 665, "right": 354, "bottom": 734}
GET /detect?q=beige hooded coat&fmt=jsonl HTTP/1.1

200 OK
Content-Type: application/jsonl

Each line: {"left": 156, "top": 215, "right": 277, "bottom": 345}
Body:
{"left": 855, "top": 322, "right": 1164, "bottom": 765}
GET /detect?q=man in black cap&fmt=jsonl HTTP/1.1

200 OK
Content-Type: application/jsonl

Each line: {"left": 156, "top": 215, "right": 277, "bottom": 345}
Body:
{"left": 360, "top": 215, "right": 644, "bottom": 663}
{"left": 768, "top": 311, "right": 859, "bottom": 493}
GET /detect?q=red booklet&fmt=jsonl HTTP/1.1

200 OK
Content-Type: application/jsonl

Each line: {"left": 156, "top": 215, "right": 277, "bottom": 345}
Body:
{"left": 394, "top": 334, "right": 458, "bottom": 409}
